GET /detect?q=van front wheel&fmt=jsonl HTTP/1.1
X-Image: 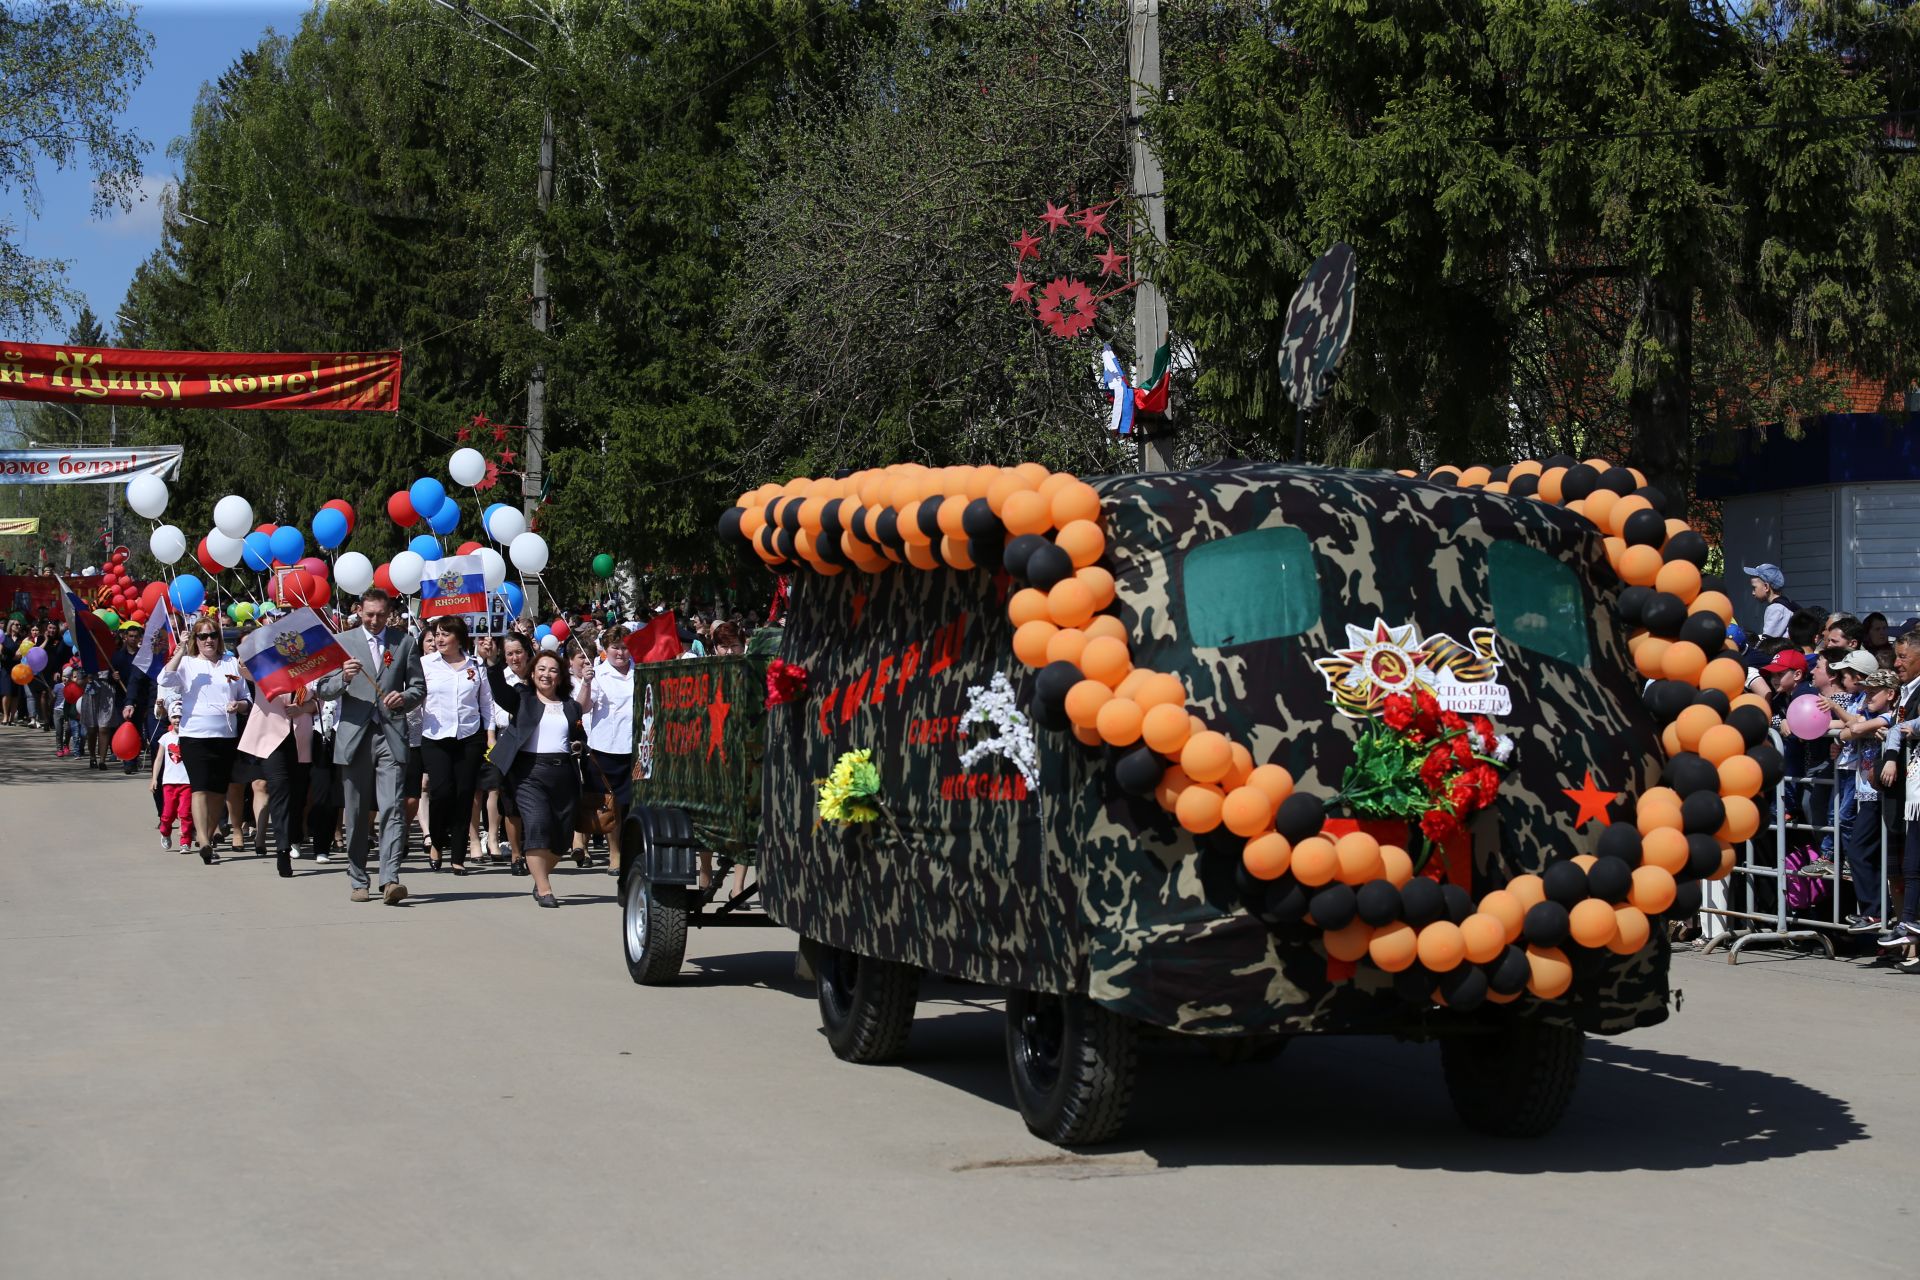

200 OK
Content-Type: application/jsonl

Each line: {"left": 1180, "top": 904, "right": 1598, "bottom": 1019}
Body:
{"left": 1441, "top": 1021, "right": 1583, "bottom": 1138}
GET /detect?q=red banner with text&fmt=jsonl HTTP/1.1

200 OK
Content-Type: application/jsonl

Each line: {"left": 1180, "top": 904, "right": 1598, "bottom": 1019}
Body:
{"left": 0, "top": 342, "right": 401, "bottom": 412}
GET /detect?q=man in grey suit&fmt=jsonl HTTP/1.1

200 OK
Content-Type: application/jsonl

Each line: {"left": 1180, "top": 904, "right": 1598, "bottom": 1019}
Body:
{"left": 314, "top": 587, "right": 425, "bottom": 904}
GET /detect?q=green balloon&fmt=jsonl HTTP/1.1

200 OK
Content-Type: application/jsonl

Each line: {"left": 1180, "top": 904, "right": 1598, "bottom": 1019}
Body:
{"left": 97, "top": 610, "right": 120, "bottom": 629}
{"left": 592, "top": 553, "right": 615, "bottom": 579}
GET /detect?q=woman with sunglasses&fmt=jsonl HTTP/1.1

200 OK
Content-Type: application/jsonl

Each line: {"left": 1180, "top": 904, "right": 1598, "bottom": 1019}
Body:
{"left": 419, "top": 615, "right": 495, "bottom": 874}
{"left": 490, "top": 649, "right": 584, "bottom": 907}
{"left": 159, "top": 614, "right": 247, "bottom": 864}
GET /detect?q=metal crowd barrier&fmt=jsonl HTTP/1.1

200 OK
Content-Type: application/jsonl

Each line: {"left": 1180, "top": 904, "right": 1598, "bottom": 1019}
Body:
{"left": 1699, "top": 728, "right": 1892, "bottom": 964}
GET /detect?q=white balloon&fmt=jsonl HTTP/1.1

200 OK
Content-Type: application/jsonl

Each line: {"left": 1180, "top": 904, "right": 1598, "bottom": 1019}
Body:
{"left": 206, "top": 528, "right": 245, "bottom": 569}
{"left": 389, "top": 551, "right": 425, "bottom": 595}
{"left": 126, "top": 474, "right": 169, "bottom": 519}
{"left": 486, "top": 505, "right": 527, "bottom": 544}
{"left": 539, "top": 634, "right": 561, "bottom": 653}
{"left": 476, "top": 546, "right": 507, "bottom": 590}
{"left": 213, "top": 494, "right": 254, "bottom": 539}
{"left": 333, "top": 551, "right": 375, "bottom": 596}
{"left": 148, "top": 523, "right": 187, "bottom": 565}
{"left": 449, "top": 448, "right": 487, "bottom": 488}
{"left": 508, "top": 531, "right": 549, "bottom": 575}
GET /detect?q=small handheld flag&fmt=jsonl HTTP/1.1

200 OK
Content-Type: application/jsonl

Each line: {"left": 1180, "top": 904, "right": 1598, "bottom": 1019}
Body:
{"left": 238, "top": 607, "right": 349, "bottom": 698}
{"left": 418, "top": 553, "right": 487, "bottom": 619}
{"left": 55, "top": 574, "right": 118, "bottom": 673}
{"left": 625, "top": 611, "right": 682, "bottom": 665}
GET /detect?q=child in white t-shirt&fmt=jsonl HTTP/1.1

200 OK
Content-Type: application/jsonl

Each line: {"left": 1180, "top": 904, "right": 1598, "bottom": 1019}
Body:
{"left": 150, "top": 709, "right": 194, "bottom": 852}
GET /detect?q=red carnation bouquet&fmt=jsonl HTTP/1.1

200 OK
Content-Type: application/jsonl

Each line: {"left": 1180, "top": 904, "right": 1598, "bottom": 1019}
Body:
{"left": 1341, "top": 688, "right": 1511, "bottom": 859}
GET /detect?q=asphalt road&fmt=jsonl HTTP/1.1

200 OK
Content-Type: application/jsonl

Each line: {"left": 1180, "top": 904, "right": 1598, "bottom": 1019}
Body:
{"left": 0, "top": 725, "right": 1911, "bottom": 1278}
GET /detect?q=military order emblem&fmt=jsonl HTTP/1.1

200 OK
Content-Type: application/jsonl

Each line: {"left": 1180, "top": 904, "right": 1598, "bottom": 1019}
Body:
{"left": 1313, "top": 618, "right": 1512, "bottom": 719}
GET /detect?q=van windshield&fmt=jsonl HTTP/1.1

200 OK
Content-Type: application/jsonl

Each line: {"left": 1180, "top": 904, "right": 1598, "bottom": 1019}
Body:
{"left": 1181, "top": 526, "right": 1322, "bottom": 647}
{"left": 1488, "top": 541, "right": 1590, "bottom": 667}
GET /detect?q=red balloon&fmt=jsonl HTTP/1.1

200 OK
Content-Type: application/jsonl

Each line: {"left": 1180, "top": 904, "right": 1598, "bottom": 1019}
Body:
{"left": 132, "top": 609, "right": 149, "bottom": 624}
{"left": 372, "top": 564, "right": 396, "bottom": 596}
{"left": 276, "top": 569, "right": 321, "bottom": 608}
{"left": 387, "top": 492, "right": 418, "bottom": 528}
{"left": 324, "top": 498, "right": 357, "bottom": 532}
{"left": 141, "top": 580, "right": 168, "bottom": 608}
{"left": 110, "top": 721, "right": 143, "bottom": 762}
{"left": 549, "top": 618, "right": 570, "bottom": 642}
{"left": 254, "top": 522, "right": 277, "bottom": 536}
{"left": 62, "top": 681, "right": 82, "bottom": 705}
{"left": 196, "top": 537, "right": 222, "bottom": 576}
{"left": 456, "top": 541, "right": 482, "bottom": 556}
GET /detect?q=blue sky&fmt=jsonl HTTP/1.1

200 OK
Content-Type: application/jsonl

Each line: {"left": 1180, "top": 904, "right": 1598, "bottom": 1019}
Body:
{"left": 5, "top": 0, "right": 311, "bottom": 345}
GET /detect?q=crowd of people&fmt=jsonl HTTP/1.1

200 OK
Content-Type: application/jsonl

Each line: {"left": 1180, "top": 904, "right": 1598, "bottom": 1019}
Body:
{"left": 2, "top": 590, "right": 751, "bottom": 909}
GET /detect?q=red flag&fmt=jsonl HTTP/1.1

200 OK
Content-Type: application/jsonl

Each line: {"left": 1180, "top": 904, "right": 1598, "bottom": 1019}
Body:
{"left": 625, "top": 612, "right": 681, "bottom": 665}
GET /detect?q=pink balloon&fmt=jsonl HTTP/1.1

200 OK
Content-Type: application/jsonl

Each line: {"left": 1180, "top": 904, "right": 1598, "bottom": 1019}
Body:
{"left": 298, "top": 556, "right": 329, "bottom": 585}
{"left": 1784, "top": 694, "right": 1831, "bottom": 742}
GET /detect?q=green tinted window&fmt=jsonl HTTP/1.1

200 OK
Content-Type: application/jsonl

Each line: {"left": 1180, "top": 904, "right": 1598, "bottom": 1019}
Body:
{"left": 1488, "top": 541, "right": 1590, "bottom": 666}
{"left": 1181, "top": 526, "right": 1320, "bottom": 647}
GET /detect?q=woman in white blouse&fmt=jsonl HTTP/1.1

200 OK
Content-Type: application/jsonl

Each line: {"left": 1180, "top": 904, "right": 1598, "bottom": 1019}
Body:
{"left": 418, "top": 615, "right": 496, "bottom": 874}
{"left": 573, "top": 630, "right": 636, "bottom": 872}
{"left": 490, "top": 649, "right": 584, "bottom": 908}
{"left": 159, "top": 614, "right": 248, "bottom": 864}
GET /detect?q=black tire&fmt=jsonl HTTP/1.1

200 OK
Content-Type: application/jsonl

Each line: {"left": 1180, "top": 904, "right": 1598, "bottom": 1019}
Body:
{"left": 622, "top": 869, "right": 688, "bottom": 986}
{"left": 809, "top": 940, "right": 919, "bottom": 1063}
{"left": 1004, "top": 988, "right": 1137, "bottom": 1146}
{"left": 1441, "top": 1020, "right": 1584, "bottom": 1138}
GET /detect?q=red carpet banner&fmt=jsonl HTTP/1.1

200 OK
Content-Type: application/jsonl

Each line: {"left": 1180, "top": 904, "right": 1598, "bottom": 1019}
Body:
{"left": 0, "top": 342, "right": 402, "bottom": 412}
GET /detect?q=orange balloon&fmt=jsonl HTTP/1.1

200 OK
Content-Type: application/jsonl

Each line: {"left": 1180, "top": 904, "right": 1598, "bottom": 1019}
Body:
{"left": 1055, "top": 520, "right": 1106, "bottom": 569}
{"left": 1637, "top": 799, "right": 1683, "bottom": 836}
{"left": 1291, "top": 836, "right": 1338, "bottom": 887}
{"left": 1713, "top": 845, "right": 1737, "bottom": 880}
{"left": 1584, "top": 456, "right": 1612, "bottom": 473}
{"left": 1223, "top": 743, "right": 1254, "bottom": 791}
{"left": 1583, "top": 488, "right": 1619, "bottom": 532}
{"left": 1718, "top": 754, "right": 1762, "bottom": 799}
{"left": 1325, "top": 919, "right": 1375, "bottom": 963}
{"left": 1079, "top": 635, "right": 1131, "bottom": 687}
{"left": 1222, "top": 786, "right": 1276, "bottom": 837}
{"left": 1692, "top": 590, "right": 1734, "bottom": 624}
{"left": 1674, "top": 703, "right": 1721, "bottom": 753}
{"left": 1698, "top": 723, "right": 1745, "bottom": 766}
{"left": 1416, "top": 921, "right": 1467, "bottom": 973}
{"left": 1700, "top": 657, "right": 1745, "bottom": 698}
{"left": 1064, "top": 679, "right": 1112, "bottom": 729}
{"left": 1511, "top": 459, "right": 1543, "bottom": 477}
{"left": 986, "top": 471, "right": 1030, "bottom": 515}
{"left": 1638, "top": 785, "right": 1682, "bottom": 811}
{"left": 1045, "top": 627, "right": 1089, "bottom": 668}
{"left": 1072, "top": 722, "right": 1104, "bottom": 746}
{"left": 1153, "top": 764, "right": 1191, "bottom": 812}
{"left": 896, "top": 499, "right": 929, "bottom": 545}
{"left": 1526, "top": 945, "right": 1573, "bottom": 999}
{"left": 1477, "top": 889, "right": 1525, "bottom": 943}
{"left": 1608, "top": 905, "right": 1651, "bottom": 955}
{"left": 1095, "top": 697, "right": 1145, "bottom": 747}
{"left": 1640, "top": 826, "right": 1689, "bottom": 874}
{"left": 1573, "top": 853, "right": 1598, "bottom": 872}
{"left": 1134, "top": 672, "right": 1186, "bottom": 710}
{"left": 1608, "top": 494, "right": 1653, "bottom": 538}
{"left": 1538, "top": 467, "right": 1567, "bottom": 504}
{"left": 1731, "top": 692, "right": 1772, "bottom": 714}
{"left": 1717, "top": 794, "right": 1760, "bottom": 843}
{"left": 964, "top": 467, "right": 998, "bottom": 500}
{"left": 1050, "top": 480, "right": 1102, "bottom": 527}
{"left": 1660, "top": 723, "right": 1683, "bottom": 758}
{"left": 1075, "top": 565, "right": 1117, "bottom": 611}
{"left": 1569, "top": 898, "right": 1620, "bottom": 949}
{"left": 1083, "top": 613, "right": 1129, "bottom": 644}
{"left": 905, "top": 541, "right": 940, "bottom": 570}
{"left": 1242, "top": 832, "right": 1292, "bottom": 880}
{"left": 1012, "top": 619, "right": 1057, "bottom": 668}
{"left": 1175, "top": 783, "right": 1224, "bottom": 834}
{"left": 1246, "top": 764, "right": 1294, "bottom": 810}
{"left": 1654, "top": 559, "right": 1702, "bottom": 603}
{"left": 1001, "top": 489, "right": 1052, "bottom": 536}
{"left": 1628, "top": 864, "right": 1677, "bottom": 914}
{"left": 1460, "top": 913, "right": 1507, "bottom": 964}
{"left": 1035, "top": 471, "right": 1075, "bottom": 501}
{"left": 1141, "top": 703, "right": 1192, "bottom": 755}
{"left": 1459, "top": 465, "right": 1492, "bottom": 488}
{"left": 1181, "top": 731, "right": 1234, "bottom": 783}
{"left": 1334, "top": 831, "right": 1383, "bottom": 885}
{"left": 1380, "top": 844, "right": 1414, "bottom": 887}
{"left": 1634, "top": 638, "right": 1671, "bottom": 679}
{"left": 1507, "top": 873, "right": 1547, "bottom": 909}
{"left": 1114, "top": 668, "right": 1153, "bottom": 701}
{"left": 1661, "top": 640, "right": 1708, "bottom": 685}
{"left": 1618, "top": 544, "right": 1663, "bottom": 586}
{"left": 1368, "top": 921, "right": 1419, "bottom": 972}
{"left": 1047, "top": 578, "right": 1096, "bottom": 629}
{"left": 939, "top": 535, "right": 975, "bottom": 570}
{"left": 936, "top": 496, "right": 969, "bottom": 539}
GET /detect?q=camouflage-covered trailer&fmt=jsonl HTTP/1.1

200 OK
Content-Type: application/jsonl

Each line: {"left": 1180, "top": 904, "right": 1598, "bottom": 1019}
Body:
{"left": 674, "top": 458, "right": 1750, "bottom": 1145}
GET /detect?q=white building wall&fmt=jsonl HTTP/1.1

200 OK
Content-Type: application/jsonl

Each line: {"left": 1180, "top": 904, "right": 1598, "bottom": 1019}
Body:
{"left": 1719, "top": 482, "right": 1920, "bottom": 632}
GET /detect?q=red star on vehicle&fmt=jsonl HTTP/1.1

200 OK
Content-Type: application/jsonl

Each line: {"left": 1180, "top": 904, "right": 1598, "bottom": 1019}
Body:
{"left": 1094, "top": 244, "right": 1129, "bottom": 279}
{"left": 1010, "top": 229, "right": 1041, "bottom": 261}
{"left": 707, "top": 682, "right": 731, "bottom": 762}
{"left": 1562, "top": 771, "right": 1620, "bottom": 829}
{"left": 1039, "top": 201, "right": 1072, "bottom": 232}
{"left": 1004, "top": 272, "right": 1036, "bottom": 306}
{"left": 1077, "top": 205, "right": 1108, "bottom": 240}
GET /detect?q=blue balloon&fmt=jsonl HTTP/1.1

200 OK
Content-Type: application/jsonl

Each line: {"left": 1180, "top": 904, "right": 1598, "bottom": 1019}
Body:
{"left": 242, "top": 531, "right": 273, "bottom": 572}
{"left": 498, "top": 582, "right": 524, "bottom": 619}
{"left": 62, "top": 629, "right": 73, "bottom": 645}
{"left": 481, "top": 502, "right": 505, "bottom": 532}
{"left": 268, "top": 525, "right": 305, "bottom": 565}
{"left": 408, "top": 534, "right": 443, "bottom": 563}
{"left": 312, "top": 507, "right": 349, "bottom": 550}
{"left": 169, "top": 575, "right": 206, "bottom": 614}
{"left": 408, "top": 477, "right": 446, "bottom": 520}
{"left": 533, "top": 624, "right": 551, "bottom": 642}
{"left": 425, "top": 496, "right": 459, "bottom": 536}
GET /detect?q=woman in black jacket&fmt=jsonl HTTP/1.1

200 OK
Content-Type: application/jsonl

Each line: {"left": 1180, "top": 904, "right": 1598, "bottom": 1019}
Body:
{"left": 479, "top": 632, "right": 533, "bottom": 875}
{"left": 490, "top": 649, "right": 585, "bottom": 907}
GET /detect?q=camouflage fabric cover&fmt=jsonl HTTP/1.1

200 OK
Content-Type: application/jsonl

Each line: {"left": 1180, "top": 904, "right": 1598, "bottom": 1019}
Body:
{"left": 758, "top": 462, "right": 1670, "bottom": 1036}
{"left": 631, "top": 654, "right": 770, "bottom": 864}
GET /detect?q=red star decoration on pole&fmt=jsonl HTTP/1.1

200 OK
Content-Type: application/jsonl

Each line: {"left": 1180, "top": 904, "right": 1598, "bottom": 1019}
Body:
{"left": 1094, "top": 244, "right": 1129, "bottom": 279}
{"left": 1039, "top": 201, "right": 1072, "bottom": 232}
{"left": 1004, "top": 272, "right": 1036, "bottom": 307}
{"left": 1076, "top": 205, "right": 1108, "bottom": 240}
{"left": 1561, "top": 771, "right": 1620, "bottom": 829}
{"left": 470, "top": 413, "right": 489, "bottom": 429}
{"left": 1010, "top": 229, "right": 1041, "bottom": 261}
{"left": 498, "top": 449, "right": 518, "bottom": 466}
{"left": 491, "top": 426, "right": 508, "bottom": 443}
{"left": 455, "top": 427, "right": 471, "bottom": 442}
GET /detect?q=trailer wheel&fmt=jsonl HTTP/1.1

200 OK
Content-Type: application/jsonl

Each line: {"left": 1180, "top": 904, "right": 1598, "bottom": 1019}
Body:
{"left": 1004, "top": 988, "right": 1137, "bottom": 1146}
{"left": 809, "top": 940, "right": 919, "bottom": 1063}
{"left": 623, "top": 871, "right": 688, "bottom": 986}
{"left": 1441, "top": 1021, "right": 1584, "bottom": 1138}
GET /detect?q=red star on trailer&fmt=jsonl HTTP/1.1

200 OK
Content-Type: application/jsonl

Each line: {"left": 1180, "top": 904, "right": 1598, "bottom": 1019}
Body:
{"left": 1561, "top": 771, "right": 1620, "bottom": 829}
{"left": 1010, "top": 229, "right": 1041, "bottom": 261}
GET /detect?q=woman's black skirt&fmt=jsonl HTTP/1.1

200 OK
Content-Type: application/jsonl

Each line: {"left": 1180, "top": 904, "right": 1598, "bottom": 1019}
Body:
{"left": 179, "top": 734, "right": 238, "bottom": 793}
{"left": 583, "top": 750, "right": 634, "bottom": 811}
{"left": 511, "top": 752, "right": 579, "bottom": 852}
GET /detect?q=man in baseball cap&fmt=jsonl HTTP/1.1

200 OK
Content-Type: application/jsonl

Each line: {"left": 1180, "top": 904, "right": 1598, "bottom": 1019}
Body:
{"left": 1742, "top": 563, "right": 1794, "bottom": 642}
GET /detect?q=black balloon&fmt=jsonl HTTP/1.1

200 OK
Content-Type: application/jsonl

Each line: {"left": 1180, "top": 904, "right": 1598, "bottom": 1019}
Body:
{"left": 1684, "top": 833, "right": 1724, "bottom": 880}
{"left": 1728, "top": 705, "right": 1770, "bottom": 748}
{"left": 1509, "top": 472, "right": 1540, "bottom": 498}
{"left": 1680, "top": 790, "right": 1726, "bottom": 834}
{"left": 1664, "top": 751, "right": 1721, "bottom": 796}
{"left": 1587, "top": 856, "right": 1633, "bottom": 904}
{"left": 1597, "top": 823, "right": 1643, "bottom": 863}
{"left": 1356, "top": 879, "right": 1403, "bottom": 926}
{"left": 1622, "top": 508, "right": 1666, "bottom": 548}
{"left": 1400, "top": 876, "right": 1445, "bottom": 928}
{"left": 961, "top": 498, "right": 1002, "bottom": 541}
{"left": 967, "top": 537, "right": 1003, "bottom": 567}
{"left": 1002, "top": 532, "right": 1046, "bottom": 577}
{"left": 778, "top": 498, "right": 804, "bottom": 531}
{"left": 1749, "top": 743, "right": 1786, "bottom": 788}
{"left": 820, "top": 498, "right": 845, "bottom": 536}
{"left": 1441, "top": 883, "right": 1474, "bottom": 924}
{"left": 1561, "top": 463, "right": 1600, "bottom": 501}
{"left": 1670, "top": 880, "right": 1704, "bottom": 918}
{"left": 1035, "top": 660, "right": 1082, "bottom": 711}
{"left": 1114, "top": 747, "right": 1164, "bottom": 796}
{"left": 1524, "top": 900, "right": 1571, "bottom": 947}
{"left": 1438, "top": 963, "right": 1489, "bottom": 1010}
{"left": 1542, "top": 859, "right": 1589, "bottom": 905}
{"left": 1642, "top": 591, "right": 1687, "bottom": 637}
{"left": 1265, "top": 876, "right": 1311, "bottom": 924}
{"left": 1663, "top": 529, "right": 1709, "bottom": 568}
{"left": 1692, "top": 688, "right": 1731, "bottom": 717}
{"left": 1275, "top": 793, "right": 1326, "bottom": 843}
{"left": 1679, "top": 610, "right": 1727, "bottom": 654}
{"left": 1634, "top": 485, "right": 1672, "bottom": 517}
{"left": 716, "top": 506, "right": 745, "bottom": 541}
{"left": 915, "top": 496, "right": 945, "bottom": 541}
{"left": 1617, "top": 584, "right": 1653, "bottom": 625}
{"left": 774, "top": 528, "right": 798, "bottom": 561}
{"left": 876, "top": 508, "right": 904, "bottom": 548}
{"left": 1025, "top": 543, "right": 1075, "bottom": 590}
{"left": 1309, "top": 883, "right": 1358, "bottom": 932}
{"left": 1489, "top": 945, "right": 1532, "bottom": 995}
{"left": 1644, "top": 679, "right": 1694, "bottom": 723}
{"left": 1544, "top": 452, "right": 1578, "bottom": 470}
{"left": 1033, "top": 699, "right": 1070, "bottom": 732}
{"left": 1597, "top": 467, "right": 1636, "bottom": 495}
{"left": 757, "top": 525, "right": 780, "bottom": 560}
{"left": 1393, "top": 965, "right": 1435, "bottom": 1005}
{"left": 1490, "top": 464, "right": 1513, "bottom": 482}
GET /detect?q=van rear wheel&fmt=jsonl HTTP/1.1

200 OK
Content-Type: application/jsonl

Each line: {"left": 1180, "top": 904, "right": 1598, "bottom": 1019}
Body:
{"left": 622, "top": 871, "right": 688, "bottom": 986}
{"left": 1004, "top": 989, "right": 1137, "bottom": 1146}
{"left": 809, "top": 940, "right": 919, "bottom": 1063}
{"left": 1441, "top": 1021, "right": 1583, "bottom": 1138}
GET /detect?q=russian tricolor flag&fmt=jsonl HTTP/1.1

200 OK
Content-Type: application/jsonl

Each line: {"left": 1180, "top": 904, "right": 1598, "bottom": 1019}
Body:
{"left": 418, "top": 553, "right": 487, "bottom": 619}
{"left": 238, "top": 607, "right": 348, "bottom": 698}
{"left": 56, "top": 574, "right": 118, "bottom": 674}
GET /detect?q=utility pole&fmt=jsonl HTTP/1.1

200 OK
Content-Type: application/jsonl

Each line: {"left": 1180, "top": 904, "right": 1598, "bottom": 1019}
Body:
{"left": 106, "top": 404, "right": 118, "bottom": 553}
{"left": 1129, "top": 0, "right": 1173, "bottom": 472}
{"left": 524, "top": 107, "right": 553, "bottom": 615}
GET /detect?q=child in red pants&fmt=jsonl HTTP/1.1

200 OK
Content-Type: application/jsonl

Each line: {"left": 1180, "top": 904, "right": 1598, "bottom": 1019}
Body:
{"left": 151, "top": 713, "right": 194, "bottom": 852}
